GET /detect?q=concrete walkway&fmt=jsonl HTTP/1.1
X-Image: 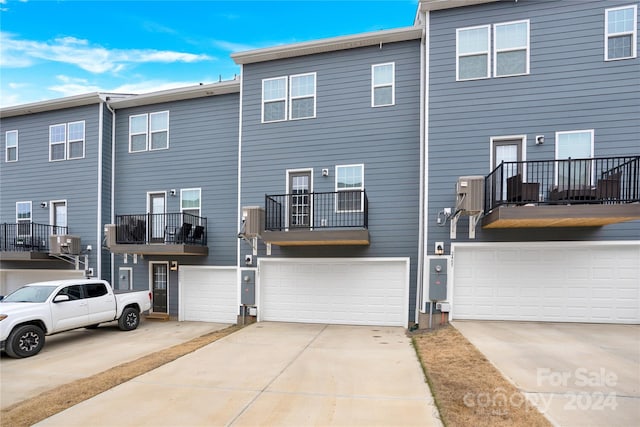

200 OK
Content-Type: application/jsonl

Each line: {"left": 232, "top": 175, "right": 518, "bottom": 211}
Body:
{"left": 37, "top": 322, "right": 441, "bottom": 426}
{"left": 1, "top": 319, "right": 229, "bottom": 409}
{"left": 454, "top": 321, "right": 640, "bottom": 427}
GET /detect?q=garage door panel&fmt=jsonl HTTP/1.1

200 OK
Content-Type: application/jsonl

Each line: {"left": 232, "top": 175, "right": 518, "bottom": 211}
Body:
{"left": 260, "top": 259, "right": 408, "bottom": 327}
{"left": 180, "top": 267, "right": 237, "bottom": 323}
{"left": 453, "top": 244, "right": 640, "bottom": 324}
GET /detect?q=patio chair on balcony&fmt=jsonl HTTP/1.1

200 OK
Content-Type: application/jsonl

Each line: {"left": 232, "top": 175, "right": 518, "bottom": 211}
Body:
{"left": 596, "top": 172, "right": 621, "bottom": 201}
{"left": 189, "top": 225, "right": 205, "bottom": 245}
{"left": 506, "top": 174, "right": 540, "bottom": 204}
{"left": 176, "top": 223, "right": 192, "bottom": 244}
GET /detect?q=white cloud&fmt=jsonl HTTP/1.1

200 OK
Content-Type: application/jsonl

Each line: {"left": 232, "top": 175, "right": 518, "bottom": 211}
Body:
{"left": 0, "top": 32, "right": 213, "bottom": 74}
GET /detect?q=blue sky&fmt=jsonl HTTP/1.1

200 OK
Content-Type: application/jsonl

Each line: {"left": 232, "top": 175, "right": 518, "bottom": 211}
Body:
{"left": 0, "top": 0, "right": 419, "bottom": 107}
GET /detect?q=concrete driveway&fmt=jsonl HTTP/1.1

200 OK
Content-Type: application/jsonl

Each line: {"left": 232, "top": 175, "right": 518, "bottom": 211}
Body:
{"left": 36, "top": 322, "right": 441, "bottom": 426}
{"left": 1, "top": 319, "right": 229, "bottom": 409}
{"left": 454, "top": 321, "right": 640, "bottom": 427}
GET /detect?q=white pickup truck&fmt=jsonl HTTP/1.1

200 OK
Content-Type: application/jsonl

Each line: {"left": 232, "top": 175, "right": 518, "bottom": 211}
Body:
{"left": 0, "top": 279, "right": 152, "bottom": 358}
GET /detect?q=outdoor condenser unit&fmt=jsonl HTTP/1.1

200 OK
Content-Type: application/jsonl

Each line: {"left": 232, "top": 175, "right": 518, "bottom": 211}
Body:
{"left": 456, "top": 176, "right": 485, "bottom": 214}
{"left": 49, "top": 235, "right": 82, "bottom": 255}
{"left": 242, "top": 206, "right": 265, "bottom": 237}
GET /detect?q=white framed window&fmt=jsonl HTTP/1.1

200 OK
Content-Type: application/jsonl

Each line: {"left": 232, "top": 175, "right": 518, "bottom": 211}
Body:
{"left": 605, "top": 5, "right": 637, "bottom": 61}
{"left": 262, "top": 73, "right": 316, "bottom": 123}
{"left": 372, "top": 63, "right": 395, "bottom": 107}
{"left": 262, "top": 77, "right": 287, "bottom": 123}
{"left": 494, "top": 20, "right": 530, "bottom": 77}
{"left": 150, "top": 111, "right": 169, "bottom": 150}
{"left": 336, "top": 164, "right": 364, "bottom": 212}
{"left": 129, "top": 111, "right": 169, "bottom": 152}
{"left": 49, "top": 121, "right": 85, "bottom": 161}
{"left": 290, "top": 73, "right": 316, "bottom": 120}
{"left": 181, "top": 188, "right": 201, "bottom": 219}
{"left": 129, "top": 114, "right": 148, "bottom": 152}
{"left": 67, "top": 121, "right": 85, "bottom": 159}
{"left": 16, "top": 201, "right": 32, "bottom": 236}
{"left": 49, "top": 124, "right": 66, "bottom": 161}
{"left": 5, "top": 130, "right": 18, "bottom": 162}
{"left": 555, "top": 130, "right": 595, "bottom": 187}
{"left": 457, "top": 25, "right": 490, "bottom": 80}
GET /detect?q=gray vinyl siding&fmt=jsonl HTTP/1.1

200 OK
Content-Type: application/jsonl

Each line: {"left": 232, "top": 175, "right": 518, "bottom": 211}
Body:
{"left": 0, "top": 104, "right": 106, "bottom": 274}
{"left": 112, "top": 93, "right": 239, "bottom": 315}
{"left": 427, "top": 0, "right": 640, "bottom": 251}
{"left": 100, "top": 105, "right": 113, "bottom": 282}
{"left": 240, "top": 40, "right": 422, "bottom": 320}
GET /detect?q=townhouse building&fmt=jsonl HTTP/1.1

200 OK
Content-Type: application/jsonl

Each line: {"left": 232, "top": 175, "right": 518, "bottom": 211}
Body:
{"left": 416, "top": 0, "right": 640, "bottom": 324}
{"left": 1, "top": 0, "right": 638, "bottom": 326}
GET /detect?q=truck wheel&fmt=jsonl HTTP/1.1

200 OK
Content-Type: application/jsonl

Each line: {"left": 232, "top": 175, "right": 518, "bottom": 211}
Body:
{"left": 118, "top": 307, "right": 140, "bottom": 331}
{"left": 5, "top": 325, "right": 45, "bottom": 358}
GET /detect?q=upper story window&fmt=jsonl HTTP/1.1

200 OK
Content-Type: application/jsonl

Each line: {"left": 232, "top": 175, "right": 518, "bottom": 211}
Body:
{"left": 5, "top": 130, "right": 18, "bottom": 162}
{"left": 605, "top": 5, "right": 637, "bottom": 60}
{"left": 457, "top": 25, "right": 490, "bottom": 80}
{"left": 372, "top": 63, "right": 395, "bottom": 107}
{"left": 262, "top": 73, "right": 316, "bottom": 123}
{"left": 16, "top": 201, "right": 32, "bottom": 235}
{"left": 336, "top": 164, "right": 364, "bottom": 212}
{"left": 457, "top": 20, "right": 529, "bottom": 81}
{"left": 494, "top": 20, "right": 530, "bottom": 77}
{"left": 49, "top": 121, "right": 85, "bottom": 161}
{"left": 129, "top": 111, "right": 169, "bottom": 152}
{"left": 181, "top": 188, "right": 201, "bottom": 219}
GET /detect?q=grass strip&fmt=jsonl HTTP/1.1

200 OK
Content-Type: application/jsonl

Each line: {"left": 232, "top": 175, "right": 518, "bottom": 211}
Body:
{"left": 411, "top": 325, "right": 551, "bottom": 427}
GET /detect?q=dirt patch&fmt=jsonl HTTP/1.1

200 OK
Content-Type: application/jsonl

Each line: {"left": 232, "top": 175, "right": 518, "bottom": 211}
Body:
{"left": 412, "top": 324, "right": 551, "bottom": 427}
{"left": 1, "top": 324, "right": 241, "bottom": 427}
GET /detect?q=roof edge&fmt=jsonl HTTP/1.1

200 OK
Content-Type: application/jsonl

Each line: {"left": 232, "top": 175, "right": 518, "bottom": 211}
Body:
{"left": 418, "top": 0, "right": 501, "bottom": 13}
{"left": 107, "top": 80, "right": 240, "bottom": 109}
{"left": 232, "top": 26, "right": 423, "bottom": 65}
{"left": 0, "top": 93, "right": 131, "bottom": 118}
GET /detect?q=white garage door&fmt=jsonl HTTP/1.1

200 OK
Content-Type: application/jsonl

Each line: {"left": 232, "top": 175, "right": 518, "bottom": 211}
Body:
{"left": 0, "top": 269, "right": 85, "bottom": 295}
{"left": 452, "top": 242, "right": 640, "bottom": 324}
{"left": 179, "top": 267, "right": 238, "bottom": 323}
{"left": 259, "top": 258, "right": 409, "bottom": 327}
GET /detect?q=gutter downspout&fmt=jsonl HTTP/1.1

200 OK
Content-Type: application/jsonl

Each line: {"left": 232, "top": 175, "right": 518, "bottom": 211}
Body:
{"left": 236, "top": 69, "right": 244, "bottom": 311}
{"left": 97, "top": 102, "right": 104, "bottom": 279}
{"left": 416, "top": 11, "right": 430, "bottom": 324}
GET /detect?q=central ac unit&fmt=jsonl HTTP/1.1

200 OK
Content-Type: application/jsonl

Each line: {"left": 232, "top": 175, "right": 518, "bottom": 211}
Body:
{"left": 242, "top": 206, "right": 265, "bottom": 237}
{"left": 49, "top": 235, "right": 82, "bottom": 255}
{"left": 456, "top": 176, "right": 485, "bottom": 214}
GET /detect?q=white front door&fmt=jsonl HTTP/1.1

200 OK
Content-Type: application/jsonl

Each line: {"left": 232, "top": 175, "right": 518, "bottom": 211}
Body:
{"left": 51, "top": 201, "right": 67, "bottom": 234}
{"left": 492, "top": 139, "right": 522, "bottom": 200}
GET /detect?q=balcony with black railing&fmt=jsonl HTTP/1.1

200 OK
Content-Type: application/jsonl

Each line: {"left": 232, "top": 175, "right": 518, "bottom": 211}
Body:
{"left": 105, "top": 213, "right": 208, "bottom": 255}
{"left": 263, "top": 190, "right": 370, "bottom": 246}
{"left": 1, "top": 223, "right": 68, "bottom": 260}
{"left": 482, "top": 155, "right": 640, "bottom": 228}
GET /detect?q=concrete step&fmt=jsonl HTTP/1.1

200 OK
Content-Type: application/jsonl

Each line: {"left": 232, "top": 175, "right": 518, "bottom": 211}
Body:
{"left": 145, "top": 312, "right": 170, "bottom": 321}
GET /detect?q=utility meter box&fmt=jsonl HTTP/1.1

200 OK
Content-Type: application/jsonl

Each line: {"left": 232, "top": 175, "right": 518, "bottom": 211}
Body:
{"left": 241, "top": 269, "right": 255, "bottom": 305}
{"left": 428, "top": 258, "right": 448, "bottom": 301}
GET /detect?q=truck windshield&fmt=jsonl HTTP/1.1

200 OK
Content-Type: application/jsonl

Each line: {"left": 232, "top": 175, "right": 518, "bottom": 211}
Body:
{"left": 1, "top": 286, "right": 57, "bottom": 303}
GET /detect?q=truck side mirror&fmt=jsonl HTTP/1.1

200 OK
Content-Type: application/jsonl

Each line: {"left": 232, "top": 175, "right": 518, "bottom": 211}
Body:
{"left": 53, "top": 295, "right": 70, "bottom": 303}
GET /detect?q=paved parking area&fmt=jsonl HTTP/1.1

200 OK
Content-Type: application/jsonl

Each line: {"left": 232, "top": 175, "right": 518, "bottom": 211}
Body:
{"left": 36, "top": 322, "right": 441, "bottom": 426}
{"left": 454, "top": 321, "right": 640, "bottom": 427}
{"left": 1, "top": 319, "right": 228, "bottom": 409}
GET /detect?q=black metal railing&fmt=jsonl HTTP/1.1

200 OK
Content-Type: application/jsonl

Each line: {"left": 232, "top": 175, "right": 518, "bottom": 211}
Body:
{"left": 115, "top": 213, "right": 207, "bottom": 245}
{"left": 485, "top": 155, "right": 640, "bottom": 212}
{"left": 265, "top": 190, "right": 368, "bottom": 231}
{"left": 0, "top": 223, "right": 68, "bottom": 252}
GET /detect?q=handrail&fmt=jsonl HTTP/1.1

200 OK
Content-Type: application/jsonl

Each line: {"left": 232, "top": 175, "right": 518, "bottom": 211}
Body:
{"left": 0, "top": 223, "right": 68, "bottom": 252}
{"left": 265, "top": 190, "right": 368, "bottom": 231}
{"left": 484, "top": 155, "right": 640, "bottom": 212}
{"left": 114, "top": 212, "right": 208, "bottom": 245}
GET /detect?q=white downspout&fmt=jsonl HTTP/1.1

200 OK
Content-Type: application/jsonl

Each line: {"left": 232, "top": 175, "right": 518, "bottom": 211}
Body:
{"left": 416, "top": 11, "right": 430, "bottom": 323}
{"left": 97, "top": 102, "right": 104, "bottom": 279}
{"left": 236, "top": 69, "right": 244, "bottom": 311}
{"left": 105, "top": 100, "right": 116, "bottom": 284}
